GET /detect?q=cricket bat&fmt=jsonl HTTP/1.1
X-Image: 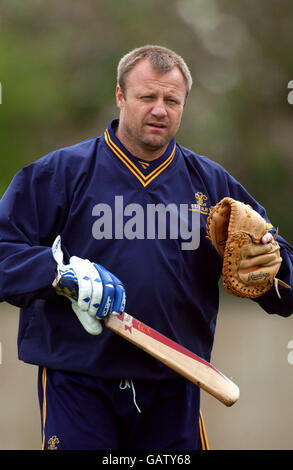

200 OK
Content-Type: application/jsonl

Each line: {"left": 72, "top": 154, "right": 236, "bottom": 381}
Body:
{"left": 51, "top": 236, "right": 239, "bottom": 407}
{"left": 53, "top": 278, "right": 240, "bottom": 406}
{"left": 104, "top": 312, "right": 239, "bottom": 407}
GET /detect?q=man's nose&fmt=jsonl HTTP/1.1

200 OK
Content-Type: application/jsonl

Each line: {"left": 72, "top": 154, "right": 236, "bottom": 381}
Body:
{"left": 151, "top": 99, "right": 167, "bottom": 118}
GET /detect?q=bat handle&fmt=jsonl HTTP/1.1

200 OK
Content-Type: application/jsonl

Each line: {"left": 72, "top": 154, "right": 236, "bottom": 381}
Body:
{"left": 53, "top": 274, "right": 79, "bottom": 302}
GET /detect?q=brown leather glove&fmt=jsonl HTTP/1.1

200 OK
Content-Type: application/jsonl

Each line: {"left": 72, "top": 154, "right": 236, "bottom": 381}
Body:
{"left": 206, "top": 197, "right": 290, "bottom": 298}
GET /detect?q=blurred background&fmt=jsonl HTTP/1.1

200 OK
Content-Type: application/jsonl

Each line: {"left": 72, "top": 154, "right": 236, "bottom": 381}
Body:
{"left": 0, "top": 0, "right": 292, "bottom": 450}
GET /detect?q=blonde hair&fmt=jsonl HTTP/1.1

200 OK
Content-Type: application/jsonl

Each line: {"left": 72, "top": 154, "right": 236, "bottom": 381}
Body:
{"left": 117, "top": 45, "right": 193, "bottom": 97}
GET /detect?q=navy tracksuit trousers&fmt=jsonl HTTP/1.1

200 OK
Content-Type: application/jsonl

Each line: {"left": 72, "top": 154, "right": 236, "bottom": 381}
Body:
{"left": 38, "top": 367, "right": 208, "bottom": 450}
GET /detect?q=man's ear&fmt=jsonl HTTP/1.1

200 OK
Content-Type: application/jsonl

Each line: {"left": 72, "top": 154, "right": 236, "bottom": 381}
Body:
{"left": 116, "top": 85, "right": 125, "bottom": 110}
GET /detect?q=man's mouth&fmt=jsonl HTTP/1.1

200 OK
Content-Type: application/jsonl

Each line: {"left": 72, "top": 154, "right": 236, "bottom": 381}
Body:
{"left": 146, "top": 122, "right": 166, "bottom": 129}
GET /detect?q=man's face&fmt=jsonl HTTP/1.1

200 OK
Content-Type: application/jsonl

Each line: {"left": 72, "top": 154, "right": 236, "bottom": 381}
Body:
{"left": 116, "top": 59, "right": 187, "bottom": 160}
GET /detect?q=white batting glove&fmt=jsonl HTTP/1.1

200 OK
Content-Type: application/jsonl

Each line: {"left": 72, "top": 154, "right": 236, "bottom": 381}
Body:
{"left": 51, "top": 236, "right": 126, "bottom": 335}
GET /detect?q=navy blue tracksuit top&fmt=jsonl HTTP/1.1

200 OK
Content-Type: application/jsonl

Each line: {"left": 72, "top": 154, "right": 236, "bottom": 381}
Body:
{"left": 0, "top": 119, "right": 292, "bottom": 379}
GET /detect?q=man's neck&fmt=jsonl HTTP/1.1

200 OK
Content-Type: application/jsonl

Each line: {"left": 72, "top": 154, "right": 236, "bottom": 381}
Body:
{"left": 115, "top": 126, "right": 168, "bottom": 162}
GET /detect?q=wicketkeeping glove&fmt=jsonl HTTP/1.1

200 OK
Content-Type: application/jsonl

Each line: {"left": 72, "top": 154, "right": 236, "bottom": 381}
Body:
{"left": 51, "top": 236, "right": 126, "bottom": 335}
{"left": 206, "top": 197, "right": 291, "bottom": 299}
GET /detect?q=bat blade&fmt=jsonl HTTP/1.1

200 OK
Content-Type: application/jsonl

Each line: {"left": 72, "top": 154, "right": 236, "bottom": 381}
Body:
{"left": 105, "top": 312, "right": 239, "bottom": 407}
{"left": 52, "top": 272, "right": 239, "bottom": 406}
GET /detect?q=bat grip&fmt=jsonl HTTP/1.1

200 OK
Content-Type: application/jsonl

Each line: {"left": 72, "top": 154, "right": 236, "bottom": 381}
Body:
{"left": 53, "top": 274, "right": 79, "bottom": 302}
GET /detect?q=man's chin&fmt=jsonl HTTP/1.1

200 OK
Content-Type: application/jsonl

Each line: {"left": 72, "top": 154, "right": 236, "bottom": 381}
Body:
{"left": 142, "top": 135, "right": 170, "bottom": 152}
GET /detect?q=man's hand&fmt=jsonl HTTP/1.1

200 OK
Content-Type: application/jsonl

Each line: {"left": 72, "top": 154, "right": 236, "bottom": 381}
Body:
{"left": 239, "top": 231, "right": 282, "bottom": 276}
{"left": 51, "top": 236, "right": 126, "bottom": 335}
{"left": 262, "top": 232, "right": 274, "bottom": 244}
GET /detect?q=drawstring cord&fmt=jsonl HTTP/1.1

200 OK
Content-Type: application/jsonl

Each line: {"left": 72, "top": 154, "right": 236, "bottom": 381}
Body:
{"left": 119, "top": 379, "right": 141, "bottom": 413}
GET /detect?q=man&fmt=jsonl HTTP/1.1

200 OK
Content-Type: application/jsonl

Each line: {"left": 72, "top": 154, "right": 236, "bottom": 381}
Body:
{"left": 0, "top": 45, "right": 292, "bottom": 450}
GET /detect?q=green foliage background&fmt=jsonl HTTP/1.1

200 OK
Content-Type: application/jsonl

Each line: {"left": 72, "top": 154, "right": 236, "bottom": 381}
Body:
{"left": 0, "top": 0, "right": 292, "bottom": 240}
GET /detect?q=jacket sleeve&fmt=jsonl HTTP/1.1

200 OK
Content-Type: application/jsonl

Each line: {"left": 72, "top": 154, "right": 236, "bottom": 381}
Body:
{"left": 225, "top": 171, "right": 293, "bottom": 317}
{"left": 254, "top": 234, "right": 293, "bottom": 316}
{"left": 0, "top": 155, "right": 68, "bottom": 308}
